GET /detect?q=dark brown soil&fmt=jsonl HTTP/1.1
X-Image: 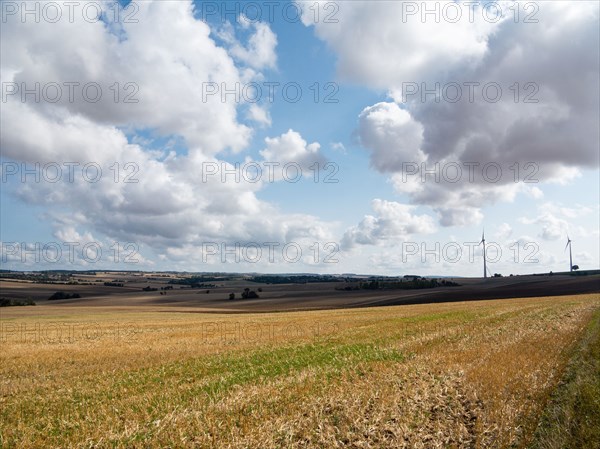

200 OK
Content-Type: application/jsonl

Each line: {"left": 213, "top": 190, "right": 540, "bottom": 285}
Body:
{"left": 1, "top": 274, "right": 598, "bottom": 314}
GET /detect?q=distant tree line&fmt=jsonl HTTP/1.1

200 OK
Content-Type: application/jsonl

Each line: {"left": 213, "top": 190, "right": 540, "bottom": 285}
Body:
{"left": 168, "top": 276, "right": 229, "bottom": 286}
{"left": 248, "top": 275, "right": 340, "bottom": 284}
{"left": 0, "top": 273, "right": 71, "bottom": 283}
{"left": 337, "top": 278, "right": 460, "bottom": 291}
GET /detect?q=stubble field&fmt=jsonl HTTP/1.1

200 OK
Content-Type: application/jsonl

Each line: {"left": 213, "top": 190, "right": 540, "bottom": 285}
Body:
{"left": 1, "top": 292, "right": 599, "bottom": 448}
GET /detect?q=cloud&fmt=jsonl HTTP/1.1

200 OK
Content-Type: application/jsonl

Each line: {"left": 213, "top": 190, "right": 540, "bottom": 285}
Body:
{"left": 518, "top": 202, "right": 594, "bottom": 241}
{"left": 0, "top": 1, "right": 338, "bottom": 267}
{"left": 331, "top": 142, "right": 347, "bottom": 154}
{"left": 246, "top": 104, "right": 272, "bottom": 126}
{"left": 519, "top": 214, "right": 568, "bottom": 241}
{"left": 1, "top": 1, "right": 254, "bottom": 156}
{"left": 524, "top": 186, "right": 544, "bottom": 199}
{"left": 219, "top": 16, "right": 278, "bottom": 70}
{"left": 358, "top": 102, "right": 426, "bottom": 172}
{"left": 341, "top": 199, "right": 436, "bottom": 249}
{"left": 299, "top": 0, "right": 496, "bottom": 89}
{"left": 539, "top": 202, "right": 595, "bottom": 219}
{"left": 305, "top": 1, "right": 600, "bottom": 227}
{"left": 52, "top": 226, "right": 96, "bottom": 245}
{"left": 437, "top": 207, "right": 484, "bottom": 228}
{"left": 259, "top": 129, "right": 327, "bottom": 176}
{"left": 495, "top": 223, "right": 513, "bottom": 240}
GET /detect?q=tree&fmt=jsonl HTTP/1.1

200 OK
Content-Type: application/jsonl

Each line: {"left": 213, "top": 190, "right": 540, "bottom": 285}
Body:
{"left": 241, "top": 288, "right": 259, "bottom": 299}
{"left": 229, "top": 293, "right": 235, "bottom": 300}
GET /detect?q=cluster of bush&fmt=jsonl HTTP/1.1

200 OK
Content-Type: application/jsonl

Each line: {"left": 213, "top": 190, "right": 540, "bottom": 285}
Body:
{"left": 0, "top": 297, "right": 36, "bottom": 307}
{"left": 48, "top": 291, "right": 81, "bottom": 300}
{"left": 228, "top": 287, "right": 262, "bottom": 300}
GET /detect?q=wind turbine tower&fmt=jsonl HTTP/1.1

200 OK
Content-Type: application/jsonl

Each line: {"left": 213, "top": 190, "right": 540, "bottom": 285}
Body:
{"left": 480, "top": 230, "right": 487, "bottom": 278}
{"left": 565, "top": 235, "right": 573, "bottom": 272}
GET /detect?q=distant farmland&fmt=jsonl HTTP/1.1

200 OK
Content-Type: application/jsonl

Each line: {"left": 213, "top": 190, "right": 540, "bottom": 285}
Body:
{"left": 1, "top": 293, "right": 598, "bottom": 448}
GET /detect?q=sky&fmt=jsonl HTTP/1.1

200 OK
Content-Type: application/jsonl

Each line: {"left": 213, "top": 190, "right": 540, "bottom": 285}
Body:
{"left": 1, "top": 0, "right": 599, "bottom": 276}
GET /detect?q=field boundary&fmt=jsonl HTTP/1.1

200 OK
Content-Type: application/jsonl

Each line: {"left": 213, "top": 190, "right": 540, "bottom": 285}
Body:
{"left": 530, "top": 307, "right": 600, "bottom": 448}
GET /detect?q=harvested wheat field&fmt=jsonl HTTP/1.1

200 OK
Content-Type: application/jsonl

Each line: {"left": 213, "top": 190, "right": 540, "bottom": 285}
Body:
{"left": 1, "top": 293, "right": 599, "bottom": 448}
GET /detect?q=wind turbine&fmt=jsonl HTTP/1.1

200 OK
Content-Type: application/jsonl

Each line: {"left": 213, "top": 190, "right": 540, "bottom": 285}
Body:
{"left": 565, "top": 235, "right": 573, "bottom": 272}
{"left": 480, "top": 230, "right": 487, "bottom": 278}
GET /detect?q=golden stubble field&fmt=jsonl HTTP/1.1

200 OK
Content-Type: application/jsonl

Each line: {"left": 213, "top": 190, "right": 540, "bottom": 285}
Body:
{"left": 1, "top": 293, "right": 599, "bottom": 448}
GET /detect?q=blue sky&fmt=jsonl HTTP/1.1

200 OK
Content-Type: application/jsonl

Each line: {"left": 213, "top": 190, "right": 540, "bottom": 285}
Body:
{"left": 1, "top": 1, "right": 599, "bottom": 276}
